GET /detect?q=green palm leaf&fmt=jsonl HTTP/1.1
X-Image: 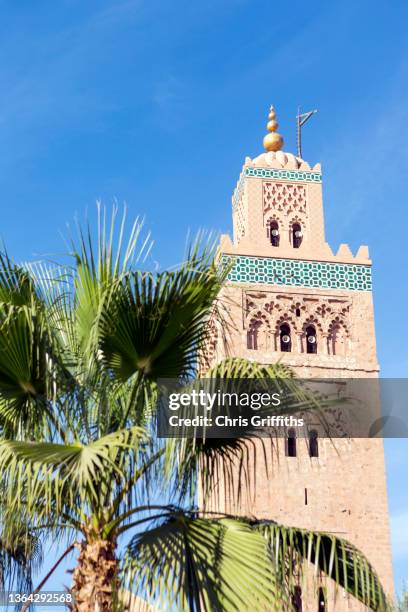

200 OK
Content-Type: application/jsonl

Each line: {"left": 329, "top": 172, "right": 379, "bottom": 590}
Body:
{"left": 71, "top": 206, "right": 151, "bottom": 364}
{"left": 0, "top": 252, "right": 35, "bottom": 309}
{"left": 0, "top": 426, "right": 148, "bottom": 520}
{"left": 0, "top": 295, "right": 59, "bottom": 438}
{"left": 0, "top": 520, "right": 42, "bottom": 598}
{"left": 256, "top": 520, "right": 389, "bottom": 611}
{"left": 98, "top": 239, "right": 222, "bottom": 384}
{"left": 122, "top": 511, "right": 285, "bottom": 612}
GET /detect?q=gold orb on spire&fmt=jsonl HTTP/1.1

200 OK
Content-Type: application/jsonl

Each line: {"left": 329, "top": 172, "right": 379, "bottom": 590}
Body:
{"left": 263, "top": 105, "right": 284, "bottom": 152}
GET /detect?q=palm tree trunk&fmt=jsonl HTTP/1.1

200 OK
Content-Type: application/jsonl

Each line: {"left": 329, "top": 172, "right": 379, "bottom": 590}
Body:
{"left": 71, "top": 537, "right": 119, "bottom": 612}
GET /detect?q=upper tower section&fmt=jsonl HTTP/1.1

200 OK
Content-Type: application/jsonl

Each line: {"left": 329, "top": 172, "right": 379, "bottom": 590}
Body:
{"left": 224, "top": 105, "right": 370, "bottom": 266}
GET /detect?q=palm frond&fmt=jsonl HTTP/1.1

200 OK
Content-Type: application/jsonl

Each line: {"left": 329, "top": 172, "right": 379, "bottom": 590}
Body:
{"left": 98, "top": 242, "right": 222, "bottom": 386}
{"left": 256, "top": 520, "right": 389, "bottom": 611}
{"left": 0, "top": 512, "right": 43, "bottom": 598}
{"left": 0, "top": 300, "right": 62, "bottom": 439}
{"left": 71, "top": 205, "right": 151, "bottom": 362}
{"left": 122, "top": 511, "right": 285, "bottom": 612}
{"left": 0, "top": 251, "right": 36, "bottom": 309}
{"left": 0, "top": 426, "right": 148, "bottom": 521}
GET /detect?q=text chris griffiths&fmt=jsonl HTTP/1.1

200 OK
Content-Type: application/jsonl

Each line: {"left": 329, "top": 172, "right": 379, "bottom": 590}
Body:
{"left": 167, "top": 414, "right": 305, "bottom": 428}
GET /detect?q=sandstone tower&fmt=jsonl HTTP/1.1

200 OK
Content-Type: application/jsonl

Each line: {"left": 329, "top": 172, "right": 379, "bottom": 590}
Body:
{"left": 205, "top": 107, "right": 394, "bottom": 610}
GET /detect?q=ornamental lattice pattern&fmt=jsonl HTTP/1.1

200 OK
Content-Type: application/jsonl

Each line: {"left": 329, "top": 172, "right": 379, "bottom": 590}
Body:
{"left": 221, "top": 255, "right": 372, "bottom": 291}
{"left": 244, "top": 291, "right": 351, "bottom": 335}
{"left": 234, "top": 195, "right": 246, "bottom": 239}
{"left": 232, "top": 168, "right": 321, "bottom": 211}
{"left": 232, "top": 174, "right": 245, "bottom": 210}
{"left": 243, "top": 291, "right": 351, "bottom": 356}
{"left": 263, "top": 182, "right": 307, "bottom": 217}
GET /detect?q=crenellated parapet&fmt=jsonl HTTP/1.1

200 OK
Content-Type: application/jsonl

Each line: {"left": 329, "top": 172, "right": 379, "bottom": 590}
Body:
{"left": 230, "top": 150, "right": 370, "bottom": 266}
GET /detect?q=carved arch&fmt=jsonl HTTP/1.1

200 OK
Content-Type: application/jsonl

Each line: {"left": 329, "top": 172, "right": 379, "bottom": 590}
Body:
{"left": 272, "top": 313, "right": 299, "bottom": 353}
{"left": 246, "top": 311, "right": 272, "bottom": 351}
{"left": 302, "top": 314, "right": 324, "bottom": 334}
{"left": 246, "top": 309, "right": 273, "bottom": 329}
{"left": 327, "top": 318, "right": 350, "bottom": 356}
{"left": 273, "top": 312, "right": 299, "bottom": 334}
{"left": 327, "top": 316, "right": 350, "bottom": 337}
{"left": 265, "top": 213, "right": 282, "bottom": 227}
{"left": 288, "top": 213, "right": 306, "bottom": 227}
{"left": 266, "top": 216, "right": 282, "bottom": 246}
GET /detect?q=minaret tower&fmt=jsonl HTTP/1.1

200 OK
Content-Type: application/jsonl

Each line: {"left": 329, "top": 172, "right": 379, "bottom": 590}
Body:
{"left": 206, "top": 106, "right": 394, "bottom": 610}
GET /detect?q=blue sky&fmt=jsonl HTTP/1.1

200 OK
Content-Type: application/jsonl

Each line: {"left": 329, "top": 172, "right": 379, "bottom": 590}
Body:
{"left": 0, "top": 0, "right": 407, "bottom": 601}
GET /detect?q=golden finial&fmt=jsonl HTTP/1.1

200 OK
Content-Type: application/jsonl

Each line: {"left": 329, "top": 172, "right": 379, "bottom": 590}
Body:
{"left": 263, "top": 105, "right": 284, "bottom": 152}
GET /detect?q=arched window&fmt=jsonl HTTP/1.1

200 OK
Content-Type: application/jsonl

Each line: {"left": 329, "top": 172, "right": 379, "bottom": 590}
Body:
{"left": 306, "top": 325, "right": 317, "bottom": 354}
{"left": 329, "top": 323, "right": 346, "bottom": 356}
{"left": 286, "top": 428, "right": 297, "bottom": 457}
{"left": 292, "top": 586, "right": 302, "bottom": 612}
{"left": 309, "top": 430, "right": 319, "bottom": 457}
{"left": 292, "top": 223, "right": 303, "bottom": 248}
{"left": 280, "top": 323, "right": 291, "bottom": 352}
{"left": 247, "top": 325, "right": 258, "bottom": 350}
{"left": 269, "top": 220, "right": 280, "bottom": 247}
{"left": 317, "top": 587, "right": 326, "bottom": 611}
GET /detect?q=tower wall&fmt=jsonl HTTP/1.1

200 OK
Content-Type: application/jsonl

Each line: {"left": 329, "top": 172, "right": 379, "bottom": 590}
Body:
{"left": 204, "top": 145, "right": 394, "bottom": 609}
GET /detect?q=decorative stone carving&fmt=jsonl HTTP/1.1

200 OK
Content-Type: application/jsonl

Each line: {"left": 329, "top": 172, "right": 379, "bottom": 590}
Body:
{"left": 263, "top": 182, "right": 307, "bottom": 217}
{"left": 234, "top": 195, "right": 246, "bottom": 240}
{"left": 243, "top": 290, "right": 351, "bottom": 355}
{"left": 200, "top": 316, "right": 219, "bottom": 371}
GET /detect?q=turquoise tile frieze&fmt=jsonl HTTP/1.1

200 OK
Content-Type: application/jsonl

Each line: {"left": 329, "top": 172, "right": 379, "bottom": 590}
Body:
{"left": 245, "top": 167, "right": 322, "bottom": 183}
{"left": 221, "top": 255, "right": 372, "bottom": 292}
{"left": 232, "top": 167, "right": 321, "bottom": 210}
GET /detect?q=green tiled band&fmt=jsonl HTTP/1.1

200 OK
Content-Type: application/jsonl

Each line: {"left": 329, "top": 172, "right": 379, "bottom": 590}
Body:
{"left": 232, "top": 167, "right": 322, "bottom": 209}
{"left": 245, "top": 167, "right": 322, "bottom": 183}
{"left": 221, "top": 254, "right": 372, "bottom": 292}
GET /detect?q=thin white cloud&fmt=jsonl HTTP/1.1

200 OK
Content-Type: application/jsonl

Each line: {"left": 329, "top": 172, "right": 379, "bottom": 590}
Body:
{"left": 321, "top": 58, "right": 408, "bottom": 238}
{"left": 0, "top": 0, "right": 145, "bottom": 170}
{"left": 152, "top": 74, "right": 191, "bottom": 131}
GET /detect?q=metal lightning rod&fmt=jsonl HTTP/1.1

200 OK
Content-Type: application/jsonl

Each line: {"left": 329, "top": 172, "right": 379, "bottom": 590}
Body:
{"left": 296, "top": 107, "right": 318, "bottom": 158}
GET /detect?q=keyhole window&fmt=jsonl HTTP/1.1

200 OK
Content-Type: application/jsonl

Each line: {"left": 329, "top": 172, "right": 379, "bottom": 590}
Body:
{"left": 292, "top": 586, "right": 302, "bottom": 612}
{"left": 317, "top": 587, "right": 326, "bottom": 611}
{"left": 280, "top": 323, "right": 291, "bottom": 352}
{"left": 306, "top": 325, "right": 317, "bottom": 354}
{"left": 292, "top": 223, "right": 303, "bottom": 248}
{"left": 309, "top": 430, "right": 319, "bottom": 457}
{"left": 269, "top": 221, "right": 280, "bottom": 247}
{"left": 286, "top": 428, "right": 297, "bottom": 457}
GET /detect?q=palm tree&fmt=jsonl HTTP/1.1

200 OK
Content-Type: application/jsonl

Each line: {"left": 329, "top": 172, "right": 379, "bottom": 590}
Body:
{"left": 0, "top": 208, "right": 389, "bottom": 611}
{"left": 396, "top": 584, "right": 408, "bottom": 611}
